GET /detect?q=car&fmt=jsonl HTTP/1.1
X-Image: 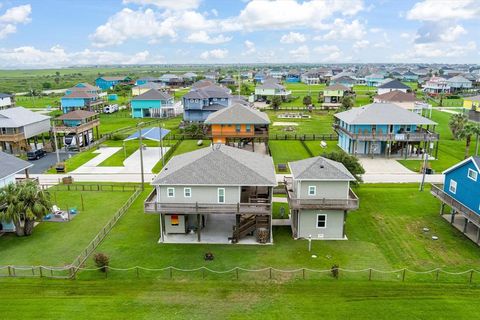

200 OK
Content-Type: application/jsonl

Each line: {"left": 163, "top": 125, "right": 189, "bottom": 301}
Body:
{"left": 27, "top": 148, "right": 46, "bottom": 160}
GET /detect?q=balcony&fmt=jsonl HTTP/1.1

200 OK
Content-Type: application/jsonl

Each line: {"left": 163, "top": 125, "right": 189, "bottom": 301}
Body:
{"left": 334, "top": 124, "right": 439, "bottom": 142}
{"left": 54, "top": 119, "right": 100, "bottom": 134}
{"left": 284, "top": 178, "right": 359, "bottom": 210}
{"left": 207, "top": 128, "right": 269, "bottom": 139}
{"left": 430, "top": 184, "right": 480, "bottom": 227}
{"left": 144, "top": 189, "right": 271, "bottom": 216}
{"left": 0, "top": 131, "right": 25, "bottom": 142}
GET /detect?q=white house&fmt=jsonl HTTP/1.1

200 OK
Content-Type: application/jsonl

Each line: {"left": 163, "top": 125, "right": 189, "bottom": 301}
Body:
{"left": 0, "top": 93, "right": 14, "bottom": 110}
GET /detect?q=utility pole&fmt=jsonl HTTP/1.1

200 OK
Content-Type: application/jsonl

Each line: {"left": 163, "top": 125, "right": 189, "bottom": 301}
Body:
{"left": 419, "top": 142, "right": 433, "bottom": 191}
{"left": 52, "top": 122, "right": 60, "bottom": 163}
{"left": 159, "top": 121, "right": 165, "bottom": 167}
{"left": 138, "top": 122, "right": 145, "bottom": 190}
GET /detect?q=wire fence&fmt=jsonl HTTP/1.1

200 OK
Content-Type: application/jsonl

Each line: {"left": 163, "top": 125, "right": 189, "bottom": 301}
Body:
{"left": 0, "top": 265, "right": 479, "bottom": 284}
{"left": 41, "top": 183, "right": 142, "bottom": 192}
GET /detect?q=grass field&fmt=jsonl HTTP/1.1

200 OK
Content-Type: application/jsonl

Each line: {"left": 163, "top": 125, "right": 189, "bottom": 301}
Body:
{"left": 269, "top": 141, "right": 311, "bottom": 172}
{"left": 151, "top": 139, "right": 209, "bottom": 173}
{"left": 266, "top": 110, "right": 336, "bottom": 136}
{"left": 45, "top": 149, "right": 99, "bottom": 173}
{"left": 397, "top": 110, "right": 474, "bottom": 172}
{"left": 303, "top": 140, "right": 342, "bottom": 155}
{"left": 1, "top": 279, "right": 479, "bottom": 319}
{"left": 15, "top": 95, "right": 61, "bottom": 108}
{"left": 0, "top": 186, "right": 131, "bottom": 266}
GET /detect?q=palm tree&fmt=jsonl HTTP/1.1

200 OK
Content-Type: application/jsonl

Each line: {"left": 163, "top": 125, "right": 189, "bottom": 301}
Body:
{"left": 0, "top": 180, "right": 52, "bottom": 237}
{"left": 448, "top": 113, "right": 468, "bottom": 140}
{"left": 458, "top": 122, "right": 479, "bottom": 159}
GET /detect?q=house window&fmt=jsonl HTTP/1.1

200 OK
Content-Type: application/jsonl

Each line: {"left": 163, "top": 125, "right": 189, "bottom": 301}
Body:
{"left": 449, "top": 179, "right": 457, "bottom": 194}
{"left": 195, "top": 99, "right": 199, "bottom": 103}
{"left": 213, "top": 98, "right": 217, "bottom": 101}
{"left": 317, "top": 214, "right": 327, "bottom": 228}
{"left": 167, "top": 187, "right": 175, "bottom": 197}
{"left": 236, "top": 124, "right": 241, "bottom": 132}
{"left": 184, "top": 187, "right": 191, "bottom": 198}
{"left": 171, "top": 215, "right": 179, "bottom": 226}
{"left": 189, "top": 99, "right": 194, "bottom": 103}
{"left": 246, "top": 124, "right": 251, "bottom": 132}
{"left": 468, "top": 168, "right": 478, "bottom": 181}
{"left": 218, "top": 188, "right": 225, "bottom": 203}
{"left": 308, "top": 186, "right": 316, "bottom": 196}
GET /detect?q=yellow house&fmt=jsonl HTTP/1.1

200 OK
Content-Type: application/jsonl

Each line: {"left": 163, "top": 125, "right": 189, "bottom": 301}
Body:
{"left": 463, "top": 95, "right": 480, "bottom": 111}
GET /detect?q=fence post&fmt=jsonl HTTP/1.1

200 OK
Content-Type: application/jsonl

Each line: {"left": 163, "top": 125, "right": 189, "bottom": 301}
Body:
{"left": 39, "top": 266, "right": 43, "bottom": 278}
{"left": 470, "top": 270, "right": 474, "bottom": 284}
{"left": 269, "top": 267, "right": 272, "bottom": 280}
{"left": 402, "top": 269, "right": 406, "bottom": 282}
{"left": 435, "top": 269, "right": 439, "bottom": 281}
{"left": 7, "top": 265, "right": 11, "bottom": 277}
{"left": 368, "top": 268, "right": 372, "bottom": 281}
{"left": 136, "top": 266, "right": 139, "bottom": 278}
{"left": 202, "top": 268, "right": 205, "bottom": 279}
{"left": 236, "top": 267, "right": 239, "bottom": 280}
{"left": 169, "top": 267, "right": 173, "bottom": 279}
{"left": 105, "top": 267, "right": 108, "bottom": 279}
{"left": 302, "top": 268, "right": 305, "bottom": 280}
{"left": 12, "top": 266, "right": 15, "bottom": 276}
{"left": 32, "top": 267, "right": 35, "bottom": 276}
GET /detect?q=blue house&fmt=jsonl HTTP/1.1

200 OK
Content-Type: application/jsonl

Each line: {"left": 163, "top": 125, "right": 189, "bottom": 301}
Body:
{"left": 365, "top": 74, "right": 385, "bottom": 87}
{"left": 329, "top": 76, "right": 356, "bottom": 88}
{"left": 131, "top": 89, "right": 180, "bottom": 118}
{"left": 334, "top": 103, "right": 438, "bottom": 158}
{"left": 402, "top": 71, "right": 419, "bottom": 82}
{"left": 95, "top": 76, "right": 131, "bottom": 90}
{"left": 183, "top": 83, "right": 231, "bottom": 122}
{"left": 135, "top": 77, "right": 158, "bottom": 86}
{"left": 432, "top": 157, "right": 480, "bottom": 245}
{"left": 254, "top": 72, "right": 266, "bottom": 84}
{"left": 61, "top": 88, "right": 104, "bottom": 113}
{"left": 286, "top": 72, "right": 301, "bottom": 83}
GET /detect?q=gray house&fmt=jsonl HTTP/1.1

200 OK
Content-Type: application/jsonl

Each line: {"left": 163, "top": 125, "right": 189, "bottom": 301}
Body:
{"left": 285, "top": 156, "right": 359, "bottom": 240}
{"left": 144, "top": 145, "right": 277, "bottom": 244}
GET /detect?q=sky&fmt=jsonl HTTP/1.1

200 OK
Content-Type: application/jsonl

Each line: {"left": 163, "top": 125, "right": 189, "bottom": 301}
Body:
{"left": 0, "top": 0, "right": 479, "bottom": 68}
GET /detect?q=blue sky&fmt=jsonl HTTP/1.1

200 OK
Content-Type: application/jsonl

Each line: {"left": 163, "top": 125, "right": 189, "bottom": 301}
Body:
{"left": 0, "top": 0, "right": 479, "bottom": 68}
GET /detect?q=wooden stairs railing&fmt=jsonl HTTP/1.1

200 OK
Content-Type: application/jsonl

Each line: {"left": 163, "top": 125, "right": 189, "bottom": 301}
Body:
{"left": 232, "top": 214, "right": 270, "bottom": 243}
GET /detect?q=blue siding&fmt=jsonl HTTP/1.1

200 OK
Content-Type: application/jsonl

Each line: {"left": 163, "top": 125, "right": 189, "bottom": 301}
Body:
{"left": 131, "top": 99, "right": 169, "bottom": 118}
{"left": 444, "top": 160, "right": 480, "bottom": 215}
{"left": 183, "top": 97, "right": 230, "bottom": 122}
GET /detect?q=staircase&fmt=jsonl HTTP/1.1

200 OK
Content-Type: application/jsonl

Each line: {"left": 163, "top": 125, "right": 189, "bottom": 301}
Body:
{"left": 231, "top": 214, "right": 270, "bottom": 243}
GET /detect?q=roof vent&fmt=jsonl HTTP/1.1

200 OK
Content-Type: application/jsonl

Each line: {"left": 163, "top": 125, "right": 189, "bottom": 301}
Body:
{"left": 319, "top": 165, "right": 324, "bottom": 169}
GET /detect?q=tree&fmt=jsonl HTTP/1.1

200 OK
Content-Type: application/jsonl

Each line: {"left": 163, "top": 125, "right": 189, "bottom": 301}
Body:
{"left": 448, "top": 113, "right": 468, "bottom": 140}
{"left": 0, "top": 180, "right": 52, "bottom": 236}
{"left": 271, "top": 96, "right": 282, "bottom": 110}
{"left": 303, "top": 95, "right": 312, "bottom": 107}
{"left": 240, "top": 84, "right": 252, "bottom": 96}
{"left": 42, "top": 82, "right": 52, "bottom": 89}
{"left": 321, "top": 151, "right": 365, "bottom": 183}
{"left": 337, "top": 96, "right": 354, "bottom": 112}
{"left": 458, "top": 122, "right": 480, "bottom": 159}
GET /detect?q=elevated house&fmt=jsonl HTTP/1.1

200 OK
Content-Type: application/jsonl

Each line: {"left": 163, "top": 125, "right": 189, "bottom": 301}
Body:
{"left": 254, "top": 72, "right": 266, "bottom": 83}
{"left": 285, "top": 157, "right": 359, "bottom": 240}
{"left": 334, "top": 103, "right": 439, "bottom": 158}
{"left": 431, "top": 157, "right": 480, "bottom": 245}
{"left": 423, "top": 76, "right": 450, "bottom": 95}
{"left": 135, "top": 77, "right": 159, "bottom": 86}
{"left": 144, "top": 145, "right": 277, "bottom": 244}
{"left": 402, "top": 71, "right": 419, "bottom": 82}
{"left": 374, "top": 90, "right": 431, "bottom": 116}
{"left": 446, "top": 75, "right": 472, "bottom": 92}
{"left": 463, "top": 95, "right": 480, "bottom": 122}
{"left": 219, "top": 76, "right": 236, "bottom": 86}
{"left": 0, "top": 107, "right": 51, "bottom": 153}
{"left": 182, "top": 72, "right": 198, "bottom": 84}
{"left": 131, "top": 89, "right": 181, "bottom": 118}
{"left": 183, "top": 83, "right": 231, "bottom": 122}
{"left": 301, "top": 71, "right": 321, "bottom": 84}
{"left": 95, "top": 76, "right": 131, "bottom": 90}
{"left": 322, "top": 84, "right": 352, "bottom": 109}
{"left": 0, "top": 93, "right": 15, "bottom": 110}
{"left": 377, "top": 79, "right": 411, "bottom": 95}
{"left": 204, "top": 103, "right": 270, "bottom": 150}
{"left": 131, "top": 82, "right": 166, "bottom": 96}
{"left": 286, "top": 71, "right": 301, "bottom": 83}
{"left": 254, "top": 79, "right": 291, "bottom": 101}
{"left": 61, "top": 87, "right": 105, "bottom": 113}
{"left": 159, "top": 74, "right": 184, "bottom": 87}
{"left": 69, "top": 83, "right": 101, "bottom": 94}
{"left": 365, "top": 74, "right": 385, "bottom": 87}
{"left": 204, "top": 72, "right": 219, "bottom": 81}
{"left": 329, "top": 75, "right": 356, "bottom": 88}
{"left": 53, "top": 110, "right": 100, "bottom": 149}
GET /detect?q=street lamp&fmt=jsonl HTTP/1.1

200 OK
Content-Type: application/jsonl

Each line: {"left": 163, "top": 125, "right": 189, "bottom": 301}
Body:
{"left": 137, "top": 122, "right": 145, "bottom": 190}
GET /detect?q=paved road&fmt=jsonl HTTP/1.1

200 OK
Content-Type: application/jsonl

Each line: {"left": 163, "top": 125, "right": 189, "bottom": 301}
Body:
{"left": 27, "top": 151, "right": 76, "bottom": 174}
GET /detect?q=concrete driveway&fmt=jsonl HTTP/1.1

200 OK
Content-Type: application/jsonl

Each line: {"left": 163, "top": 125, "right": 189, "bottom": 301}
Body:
{"left": 358, "top": 158, "right": 414, "bottom": 174}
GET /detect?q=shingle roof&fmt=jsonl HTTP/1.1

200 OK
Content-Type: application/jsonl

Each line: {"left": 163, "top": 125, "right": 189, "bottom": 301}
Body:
{"left": 0, "top": 107, "right": 50, "bottom": 128}
{"left": 134, "top": 82, "right": 165, "bottom": 90}
{"left": 289, "top": 156, "right": 355, "bottom": 181}
{"left": 473, "top": 156, "right": 480, "bottom": 169}
{"left": 0, "top": 93, "right": 12, "bottom": 98}
{"left": 465, "top": 95, "right": 480, "bottom": 102}
{"left": 325, "top": 84, "right": 350, "bottom": 91}
{"left": 63, "top": 90, "right": 98, "bottom": 99}
{"left": 334, "top": 103, "right": 437, "bottom": 125}
{"left": 132, "top": 89, "right": 172, "bottom": 101}
{"left": 204, "top": 103, "right": 270, "bottom": 125}
{"left": 56, "top": 110, "right": 98, "bottom": 120}
{"left": 257, "top": 80, "right": 285, "bottom": 90}
{"left": 378, "top": 79, "right": 411, "bottom": 90}
{"left": 0, "top": 151, "right": 33, "bottom": 179}
{"left": 184, "top": 84, "right": 230, "bottom": 99}
{"left": 99, "top": 76, "right": 129, "bottom": 81}
{"left": 447, "top": 75, "right": 472, "bottom": 83}
{"left": 75, "top": 83, "right": 100, "bottom": 90}
{"left": 152, "top": 145, "right": 277, "bottom": 186}
{"left": 374, "top": 90, "right": 419, "bottom": 103}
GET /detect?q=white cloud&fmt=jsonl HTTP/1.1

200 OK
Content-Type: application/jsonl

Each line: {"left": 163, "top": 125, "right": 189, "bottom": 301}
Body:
{"left": 439, "top": 24, "right": 467, "bottom": 42}
{"left": 90, "top": 8, "right": 176, "bottom": 46}
{"left": 406, "top": 0, "right": 480, "bottom": 21}
{"left": 322, "top": 19, "right": 366, "bottom": 40}
{"left": 392, "top": 41, "right": 477, "bottom": 61}
{"left": 353, "top": 40, "right": 369, "bottom": 50}
{"left": 200, "top": 48, "right": 228, "bottom": 60}
{"left": 0, "top": 4, "right": 31, "bottom": 39}
{"left": 243, "top": 40, "right": 256, "bottom": 55}
{"left": 400, "top": 32, "right": 411, "bottom": 38}
{"left": 313, "top": 45, "right": 345, "bottom": 62}
{"left": 186, "top": 31, "right": 232, "bottom": 44}
{"left": 0, "top": 46, "right": 162, "bottom": 68}
{"left": 122, "top": 0, "right": 200, "bottom": 10}
{"left": 414, "top": 21, "right": 468, "bottom": 44}
{"left": 369, "top": 27, "right": 382, "bottom": 33}
{"left": 280, "top": 31, "right": 306, "bottom": 44}
{"left": 289, "top": 45, "right": 310, "bottom": 60}
{"left": 211, "top": 9, "right": 218, "bottom": 17}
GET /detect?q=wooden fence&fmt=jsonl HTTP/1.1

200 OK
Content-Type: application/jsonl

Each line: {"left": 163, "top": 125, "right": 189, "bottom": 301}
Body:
{"left": 270, "top": 133, "right": 337, "bottom": 141}
{"left": 41, "top": 183, "right": 142, "bottom": 192}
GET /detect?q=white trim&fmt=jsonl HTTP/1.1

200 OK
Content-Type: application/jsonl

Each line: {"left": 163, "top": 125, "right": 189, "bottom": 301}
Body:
{"left": 467, "top": 168, "right": 478, "bottom": 182}
{"left": 443, "top": 157, "right": 480, "bottom": 175}
{"left": 184, "top": 187, "right": 191, "bottom": 198}
{"left": 308, "top": 185, "right": 316, "bottom": 196}
{"left": 167, "top": 187, "right": 175, "bottom": 198}
{"left": 449, "top": 179, "right": 457, "bottom": 194}
{"left": 316, "top": 214, "right": 327, "bottom": 229}
{"left": 217, "top": 188, "right": 225, "bottom": 203}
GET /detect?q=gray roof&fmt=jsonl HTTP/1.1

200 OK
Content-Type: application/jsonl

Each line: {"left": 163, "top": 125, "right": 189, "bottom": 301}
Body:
{"left": 152, "top": 145, "right": 277, "bottom": 186}
{"left": 257, "top": 80, "right": 285, "bottom": 90}
{"left": 473, "top": 156, "right": 480, "bottom": 169}
{"left": 0, "top": 93, "right": 12, "bottom": 98}
{"left": 204, "top": 103, "right": 270, "bottom": 125}
{"left": 0, "top": 151, "right": 33, "bottom": 179}
{"left": 0, "top": 107, "right": 50, "bottom": 128}
{"left": 378, "top": 79, "right": 411, "bottom": 90}
{"left": 135, "top": 82, "right": 165, "bottom": 90}
{"left": 132, "top": 89, "right": 171, "bottom": 101}
{"left": 184, "top": 84, "right": 230, "bottom": 99}
{"left": 289, "top": 156, "right": 355, "bottom": 181}
{"left": 334, "top": 103, "right": 437, "bottom": 125}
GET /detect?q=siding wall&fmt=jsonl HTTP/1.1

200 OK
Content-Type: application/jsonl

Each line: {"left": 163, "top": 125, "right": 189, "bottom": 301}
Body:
{"left": 156, "top": 185, "right": 241, "bottom": 204}
{"left": 296, "top": 180, "right": 350, "bottom": 199}
{"left": 444, "top": 160, "right": 480, "bottom": 214}
{"left": 297, "top": 210, "right": 345, "bottom": 239}
{"left": 23, "top": 119, "right": 51, "bottom": 138}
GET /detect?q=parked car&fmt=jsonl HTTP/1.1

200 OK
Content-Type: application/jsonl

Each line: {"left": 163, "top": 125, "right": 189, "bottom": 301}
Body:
{"left": 27, "top": 148, "right": 46, "bottom": 160}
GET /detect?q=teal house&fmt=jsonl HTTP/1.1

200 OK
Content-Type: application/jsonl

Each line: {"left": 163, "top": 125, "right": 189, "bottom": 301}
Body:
{"left": 131, "top": 89, "right": 180, "bottom": 118}
{"left": 95, "top": 76, "right": 131, "bottom": 90}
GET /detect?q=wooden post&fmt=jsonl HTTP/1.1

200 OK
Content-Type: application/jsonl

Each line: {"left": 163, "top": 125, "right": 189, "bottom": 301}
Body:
{"left": 236, "top": 267, "right": 239, "bottom": 280}
{"left": 469, "top": 270, "right": 474, "bottom": 284}
{"left": 269, "top": 267, "right": 272, "bottom": 279}
{"left": 435, "top": 269, "right": 439, "bottom": 281}
{"left": 302, "top": 268, "right": 305, "bottom": 280}
{"left": 368, "top": 268, "right": 372, "bottom": 281}
{"left": 439, "top": 203, "right": 445, "bottom": 216}
{"left": 7, "top": 266, "right": 11, "bottom": 277}
{"left": 81, "top": 193, "right": 85, "bottom": 211}
{"left": 197, "top": 213, "right": 201, "bottom": 243}
{"left": 476, "top": 227, "right": 480, "bottom": 244}
{"left": 202, "top": 268, "right": 205, "bottom": 279}
{"left": 39, "top": 266, "right": 43, "bottom": 278}
{"left": 105, "top": 267, "right": 108, "bottom": 279}
{"left": 169, "top": 267, "right": 173, "bottom": 279}
{"left": 402, "top": 269, "right": 406, "bottom": 282}
{"left": 463, "top": 218, "right": 469, "bottom": 233}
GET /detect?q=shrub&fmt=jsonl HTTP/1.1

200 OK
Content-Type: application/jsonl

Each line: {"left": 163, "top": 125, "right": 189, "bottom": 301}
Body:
{"left": 94, "top": 253, "right": 110, "bottom": 272}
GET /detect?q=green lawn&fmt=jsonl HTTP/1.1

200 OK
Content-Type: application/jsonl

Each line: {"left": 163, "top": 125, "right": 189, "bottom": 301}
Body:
{"left": 272, "top": 202, "right": 289, "bottom": 219}
{"left": 303, "top": 140, "right": 342, "bottom": 155}
{"left": 46, "top": 148, "right": 99, "bottom": 173}
{"left": 266, "top": 110, "right": 336, "bottom": 136}
{"left": 355, "top": 95, "right": 372, "bottom": 107}
{"left": 1, "top": 279, "right": 479, "bottom": 319}
{"left": 15, "top": 95, "right": 61, "bottom": 108}
{"left": 269, "top": 141, "right": 311, "bottom": 172}
{"left": 151, "top": 139, "right": 209, "bottom": 173}
{"left": 0, "top": 186, "right": 132, "bottom": 266}
{"left": 397, "top": 110, "right": 474, "bottom": 172}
